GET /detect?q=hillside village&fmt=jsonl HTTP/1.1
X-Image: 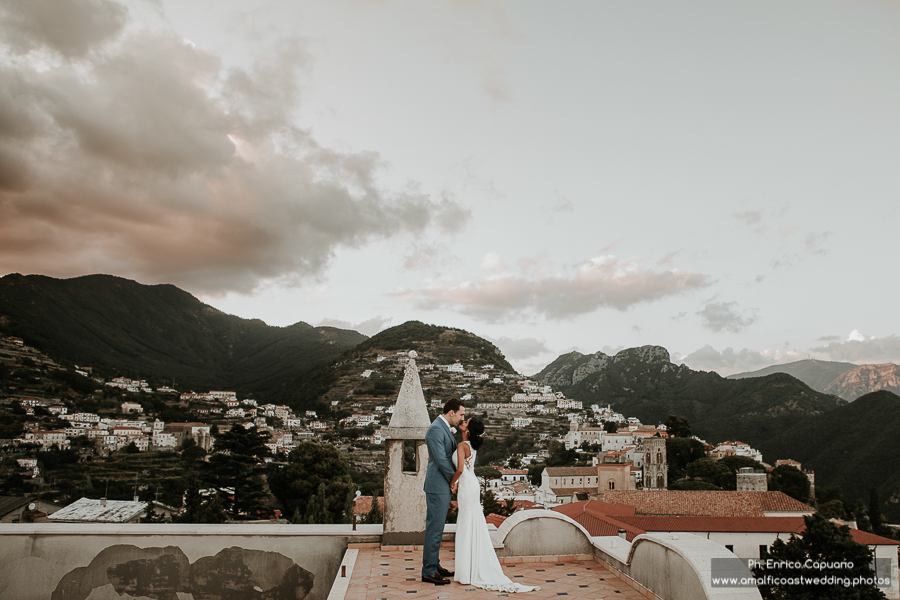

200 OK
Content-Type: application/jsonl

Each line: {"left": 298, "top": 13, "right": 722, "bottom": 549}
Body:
{"left": 3, "top": 323, "right": 900, "bottom": 600}
{"left": 3, "top": 334, "right": 797, "bottom": 515}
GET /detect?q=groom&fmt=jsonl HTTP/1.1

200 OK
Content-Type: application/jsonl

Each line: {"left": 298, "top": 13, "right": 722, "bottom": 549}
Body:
{"left": 421, "top": 399, "right": 466, "bottom": 585}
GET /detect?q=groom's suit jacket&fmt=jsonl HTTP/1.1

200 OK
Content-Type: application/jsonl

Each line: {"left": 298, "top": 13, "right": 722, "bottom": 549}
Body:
{"left": 424, "top": 417, "right": 456, "bottom": 494}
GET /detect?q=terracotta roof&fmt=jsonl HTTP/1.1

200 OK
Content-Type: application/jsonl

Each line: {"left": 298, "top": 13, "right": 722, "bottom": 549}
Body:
{"left": 353, "top": 496, "right": 384, "bottom": 515}
{"left": 620, "top": 515, "right": 807, "bottom": 533}
{"left": 544, "top": 467, "right": 597, "bottom": 477}
{"left": 552, "top": 502, "right": 642, "bottom": 541}
{"left": 485, "top": 513, "right": 507, "bottom": 527}
{"left": 549, "top": 487, "right": 596, "bottom": 497}
{"left": 846, "top": 529, "right": 899, "bottom": 546}
{"left": 553, "top": 501, "right": 898, "bottom": 546}
{"left": 554, "top": 500, "right": 636, "bottom": 518}
{"left": 512, "top": 500, "right": 538, "bottom": 510}
{"left": 592, "top": 490, "right": 813, "bottom": 517}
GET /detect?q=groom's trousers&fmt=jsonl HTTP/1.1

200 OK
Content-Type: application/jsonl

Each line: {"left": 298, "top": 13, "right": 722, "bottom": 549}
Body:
{"left": 422, "top": 491, "right": 451, "bottom": 577}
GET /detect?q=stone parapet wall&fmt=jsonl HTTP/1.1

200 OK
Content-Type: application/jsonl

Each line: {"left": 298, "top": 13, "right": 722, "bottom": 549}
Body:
{"left": 0, "top": 523, "right": 382, "bottom": 600}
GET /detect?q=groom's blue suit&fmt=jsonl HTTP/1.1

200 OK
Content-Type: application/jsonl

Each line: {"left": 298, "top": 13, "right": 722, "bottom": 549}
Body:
{"left": 422, "top": 416, "right": 456, "bottom": 578}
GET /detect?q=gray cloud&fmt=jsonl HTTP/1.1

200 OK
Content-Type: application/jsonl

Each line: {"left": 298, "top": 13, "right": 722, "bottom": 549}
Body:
{"left": 390, "top": 255, "right": 711, "bottom": 323}
{"left": 0, "top": 0, "right": 127, "bottom": 57}
{"left": 0, "top": 2, "right": 468, "bottom": 293}
{"left": 317, "top": 316, "right": 392, "bottom": 337}
{"left": 805, "top": 231, "right": 833, "bottom": 255}
{"left": 734, "top": 210, "right": 763, "bottom": 226}
{"left": 491, "top": 336, "right": 549, "bottom": 360}
{"left": 811, "top": 334, "right": 900, "bottom": 364}
{"left": 679, "top": 345, "right": 801, "bottom": 375}
{"left": 697, "top": 301, "right": 757, "bottom": 333}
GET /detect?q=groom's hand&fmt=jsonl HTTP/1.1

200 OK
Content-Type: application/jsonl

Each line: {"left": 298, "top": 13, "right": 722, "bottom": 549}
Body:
{"left": 450, "top": 482, "right": 458, "bottom": 494}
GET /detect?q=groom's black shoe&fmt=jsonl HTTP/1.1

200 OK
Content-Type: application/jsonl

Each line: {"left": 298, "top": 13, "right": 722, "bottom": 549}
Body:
{"left": 437, "top": 567, "right": 454, "bottom": 578}
{"left": 422, "top": 574, "right": 450, "bottom": 585}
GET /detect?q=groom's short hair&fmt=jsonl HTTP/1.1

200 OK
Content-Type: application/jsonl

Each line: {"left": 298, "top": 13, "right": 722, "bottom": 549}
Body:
{"left": 443, "top": 399, "right": 464, "bottom": 414}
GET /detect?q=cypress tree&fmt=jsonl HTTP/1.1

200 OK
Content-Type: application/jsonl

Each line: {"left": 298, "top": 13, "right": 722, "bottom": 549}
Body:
{"left": 869, "top": 488, "right": 883, "bottom": 532}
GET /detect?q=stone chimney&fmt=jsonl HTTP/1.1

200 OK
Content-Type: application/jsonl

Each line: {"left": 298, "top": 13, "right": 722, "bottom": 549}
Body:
{"left": 382, "top": 351, "right": 431, "bottom": 546}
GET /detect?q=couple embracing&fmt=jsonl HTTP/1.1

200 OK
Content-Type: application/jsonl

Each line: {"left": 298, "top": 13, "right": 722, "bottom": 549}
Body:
{"left": 421, "top": 399, "right": 539, "bottom": 593}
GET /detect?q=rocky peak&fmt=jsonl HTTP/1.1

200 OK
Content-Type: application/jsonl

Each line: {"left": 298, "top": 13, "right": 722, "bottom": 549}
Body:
{"left": 824, "top": 363, "right": 900, "bottom": 401}
{"left": 613, "top": 345, "right": 671, "bottom": 365}
{"left": 571, "top": 351, "right": 612, "bottom": 385}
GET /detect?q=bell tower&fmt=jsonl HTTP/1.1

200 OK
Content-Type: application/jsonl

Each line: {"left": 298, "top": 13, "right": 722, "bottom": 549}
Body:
{"left": 382, "top": 351, "right": 432, "bottom": 545}
{"left": 643, "top": 436, "right": 668, "bottom": 490}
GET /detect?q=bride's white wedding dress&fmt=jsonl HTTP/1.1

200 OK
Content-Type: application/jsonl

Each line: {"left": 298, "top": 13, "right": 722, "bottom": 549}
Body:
{"left": 453, "top": 441, "right": 540, "bottom": 592}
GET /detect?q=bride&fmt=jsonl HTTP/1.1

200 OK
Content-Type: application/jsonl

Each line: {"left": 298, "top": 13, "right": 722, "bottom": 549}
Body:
{"left": 450, "top": 417, "right": 540, "bottom": 593}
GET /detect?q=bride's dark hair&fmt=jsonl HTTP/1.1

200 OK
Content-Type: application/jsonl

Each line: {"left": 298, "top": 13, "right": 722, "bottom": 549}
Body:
{"left": 467, "top": 418, "right": 485, "bottom": 451}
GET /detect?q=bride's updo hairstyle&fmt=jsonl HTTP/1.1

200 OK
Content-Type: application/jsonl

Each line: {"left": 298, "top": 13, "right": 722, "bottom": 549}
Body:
{"left": 468, "top": 418, "right": 485, "bottom": 451}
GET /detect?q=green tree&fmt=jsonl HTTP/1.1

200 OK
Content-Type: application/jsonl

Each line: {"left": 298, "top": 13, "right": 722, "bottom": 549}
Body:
{"left": 144, "top": 502, "right": 168, "bottom": 523}
{"left": 475, "top": 466, "right": 502, "bottom": 480}
{"left": 718, "top": 455, "right": 765, "bottom": 474}
{"left": 868, "top": 488, "right": 883, "bottom": 533}
{"left": 481, "top": 490, "right": 508, "bottom": 517}
{"left": 206, "top": 425, "right": 272, "bottom": 519}
{"left": 528, "top": 463, "right": 546, "bottom": 486}
{"left": 182, "top": 445, "right": 207, "bottom": 461}
{"left": 603, "top": 421, "right": 618, "bottom": 433}
{"left": 769, "top": 464, "right": 810, "bottom": 503}
{"left": 364, "top": 496, "right": 383, "bottom": 524}
{"left": 664, "top": 415, "right": 691, "bottom": 438}
{"left": 269, "top": 441, "right": 354, "bottom": 524}
{"left": 666, "top": 437, "right": 707, "bottom": 481}
{"left": 304, "top": 483, "right": 330, "bottom": 524}
{"left": 686, "top": 458, "right": 734, "bottom": 490}
{"left": 817, "top": 499, "right": 849, "bottom": 520}
{"left": 546, "top": 441, "right": 577, "bottom": 467}
{"left": 669, "top": 480, "right": 720, "bottom": 491}
{"left": 753, "top": 513, "right": 886, "bottom": 600}
{"left": 177, "top": 471, "right": 228, "bottom": 524}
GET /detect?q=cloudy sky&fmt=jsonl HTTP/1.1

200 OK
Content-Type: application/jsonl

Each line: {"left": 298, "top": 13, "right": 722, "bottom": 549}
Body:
{"left": 2, "top": 0, "right": 898, "bottom": 376}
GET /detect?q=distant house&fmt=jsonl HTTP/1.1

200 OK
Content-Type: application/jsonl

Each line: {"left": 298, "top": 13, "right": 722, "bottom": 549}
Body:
{"left": 554, "top": 499, "right": 898, "bottom": 570}
{"left": 500, "top": 468, "right": 529, "bottom": 483}
{"left": 0, "top": 496, "right": 62, "bottom": 523}
{"left": 592, "top": 490, "right": 814, "bottom": 518}
{"left": 49, "top": 498, "right": 148, "bottom": 523}
{"left": 353, "top": 495, "right": 384, "bottom": 518}
{"left": 536, "top": 466, "right": 599, "bottom": 505}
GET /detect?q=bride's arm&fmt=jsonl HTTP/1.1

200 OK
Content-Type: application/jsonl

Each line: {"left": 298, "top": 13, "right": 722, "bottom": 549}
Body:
{"left": 450, "top": 443, "right": 469, "bottom": 488}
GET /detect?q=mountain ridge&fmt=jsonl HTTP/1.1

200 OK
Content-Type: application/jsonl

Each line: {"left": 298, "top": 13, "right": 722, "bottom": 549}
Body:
{"left": 0, "top": 273, "right": 366, "bottom": 397}
{"left": 535, "top": 346, "right": 845, "bottom": 447}
{"left": 758, "top": 389, "right": 900, "bottom": 521}
{"left": 727, "top": 358, "right": 900, "bottom": 400}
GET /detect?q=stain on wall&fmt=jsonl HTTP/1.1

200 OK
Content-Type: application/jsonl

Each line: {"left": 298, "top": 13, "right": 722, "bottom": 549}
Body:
{"left": 52, "top": 545, "right": 314, "bottom": 600}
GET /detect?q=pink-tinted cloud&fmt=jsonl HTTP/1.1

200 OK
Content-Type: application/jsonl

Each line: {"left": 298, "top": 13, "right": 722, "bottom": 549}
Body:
{"left": 390, "top": 255, "right": 711, "bottom": 322}
{"left": 0, "top": 0, "right": 127, "bottom": 58}
{"left": 697, "top": 301, "right": 757, "bottom": 333}
{"left": 0, "top": 2, "right": 468, "bottom": 293}
{"left": 679, "top": 345, "right": 803, "bottom": 375}
{"left": 811, "top": 333, "right": 900, "bottom": 364}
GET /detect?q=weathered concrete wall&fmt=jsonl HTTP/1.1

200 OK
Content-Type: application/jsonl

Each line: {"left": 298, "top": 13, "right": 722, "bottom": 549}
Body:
{"left": 495, "top": 510, "right": 594, "bottom": 558}
{"left": 382, "top": 352, "right": 430, "bottom": 546}
{"left": 0, "top": 523, "right": 382, "bottom": 600}
{"left": 382, "top": 439, "right": 427, "bottom": 545}
{"left": 593, "top": 533, "right": 763, "bottom": 600}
